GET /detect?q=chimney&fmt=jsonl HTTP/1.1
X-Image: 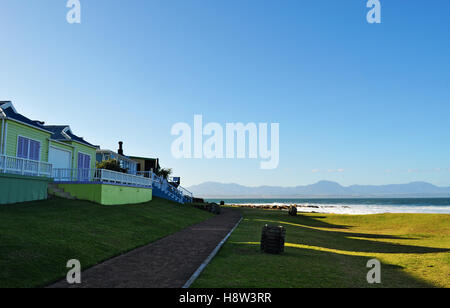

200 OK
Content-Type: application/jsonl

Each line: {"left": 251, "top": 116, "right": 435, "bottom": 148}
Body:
{"left": 118, "top": 141, "right": 124, "bottom": 156}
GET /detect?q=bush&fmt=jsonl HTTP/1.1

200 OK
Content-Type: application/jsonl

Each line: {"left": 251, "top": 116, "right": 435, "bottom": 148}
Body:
{"left": 96, "top": 159, "right": 127, "bottom": 173}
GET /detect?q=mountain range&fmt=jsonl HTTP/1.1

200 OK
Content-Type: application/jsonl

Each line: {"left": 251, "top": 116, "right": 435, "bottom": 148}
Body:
{"left": 187, "top": 181, "right": 450, "bottom": 198}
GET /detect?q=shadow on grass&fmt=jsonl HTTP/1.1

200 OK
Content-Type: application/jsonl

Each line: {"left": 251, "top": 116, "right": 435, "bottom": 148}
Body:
{"left": 217, "top": 241, "right": 435, "bottom": 288}
{"left": 192, "top": 208, "right": 449, "bottom": 288}
{"left": 252, "top": 218, "right": 448, "bottom": 254}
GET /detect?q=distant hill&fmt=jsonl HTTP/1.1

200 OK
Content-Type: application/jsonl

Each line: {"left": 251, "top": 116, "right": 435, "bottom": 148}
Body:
{"left": 188, "top": 181, "right": 450, "bottom": 198}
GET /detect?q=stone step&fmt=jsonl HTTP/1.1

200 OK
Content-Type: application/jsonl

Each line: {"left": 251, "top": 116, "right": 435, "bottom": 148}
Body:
{"left": 48, "top": 184, "right": 77, "bottom": 200}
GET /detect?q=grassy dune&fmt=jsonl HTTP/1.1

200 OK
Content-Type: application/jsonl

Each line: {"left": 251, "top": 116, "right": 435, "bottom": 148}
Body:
{"left": 193, "top": 208, "right": 450, "bottom": 288}
{"left": 0, "top": 197, "right": 212, "bottom": 288}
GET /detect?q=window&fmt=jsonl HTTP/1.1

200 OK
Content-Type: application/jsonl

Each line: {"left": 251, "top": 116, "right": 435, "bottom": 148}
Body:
{"left": 77, "top": 153, "right": 91, "bottom": 169}
{"left": 77, "top": 152, "right": 91, "bottom": 181}
{"left": 17, "top": 136, "right": 40, "bottom": 161}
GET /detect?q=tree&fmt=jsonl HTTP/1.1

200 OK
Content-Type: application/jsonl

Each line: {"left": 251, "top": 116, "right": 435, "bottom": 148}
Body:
{"left": 155, "top": 167, "right": 172, "bottom": 180}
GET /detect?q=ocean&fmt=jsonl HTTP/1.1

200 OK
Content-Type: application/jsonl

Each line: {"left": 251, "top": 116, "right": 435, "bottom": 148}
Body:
{"left": 206, "top": 198, "right": 450, "bottom": 215}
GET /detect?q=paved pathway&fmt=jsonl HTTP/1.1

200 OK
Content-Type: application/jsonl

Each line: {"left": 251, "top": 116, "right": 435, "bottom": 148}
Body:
{"left": 49, "top": 208, "right": 241, "bottom": 288}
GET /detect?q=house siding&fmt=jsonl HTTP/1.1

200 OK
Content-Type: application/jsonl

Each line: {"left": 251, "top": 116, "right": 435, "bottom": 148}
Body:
{"left": 5, "top": 120, "right": 51, "bottom": 161}
{"left": 49, "top": 140, "right": 73, "bottom": 153}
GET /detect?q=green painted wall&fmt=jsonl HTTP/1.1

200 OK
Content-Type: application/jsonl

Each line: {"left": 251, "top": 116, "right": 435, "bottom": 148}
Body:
{"left": 49, "top": 140, "right": 73, "bottom": 153}
{"left": 58, "top": 183, "right": 153, "bottom": 205}
{"left": 0, "top": 173, "right": 51, "bottom": 205}
{"left": 5, "top": 120, "right": 51, "bottom": 161}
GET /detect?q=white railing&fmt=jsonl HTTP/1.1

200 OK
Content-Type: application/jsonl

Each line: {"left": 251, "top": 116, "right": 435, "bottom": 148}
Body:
{"left": 52, "top": 168, "right": 96, "bottom": 182}
{"left": 97, "top": 169, "right": 152, "bottom": 187}
{"left": 178, "top": 186, "right": 194, "bottom": 199}
{"left": 53, "top": 168, "right": 153, "bottom": 187}
{"left": 0, "top": 154, "right": 52, "bottom": 178}
{"left": 153, "top": 173, "right": 193, "bottom": 201}
{"left": 53, "top": 168, "right": 192, "bottom": 202}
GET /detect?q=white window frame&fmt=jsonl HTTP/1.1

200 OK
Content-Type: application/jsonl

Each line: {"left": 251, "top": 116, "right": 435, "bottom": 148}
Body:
{"left": 16, "top": 135, "right": 41, "bottom": 161}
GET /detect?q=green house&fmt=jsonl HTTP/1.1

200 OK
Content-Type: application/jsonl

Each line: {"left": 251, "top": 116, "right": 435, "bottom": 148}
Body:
{"left": 0, "top": 101, "right": 97, "bottom": 204}
{"left": 1, "top": 101, "right": 154, "bottom": 206}
{"left": 43, "top": 126, "right": 98, "bottom": 181}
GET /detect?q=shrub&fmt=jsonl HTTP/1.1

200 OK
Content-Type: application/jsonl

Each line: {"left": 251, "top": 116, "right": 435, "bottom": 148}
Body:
{"left": 96, "top": 159, "right": 127, "bottom": 173}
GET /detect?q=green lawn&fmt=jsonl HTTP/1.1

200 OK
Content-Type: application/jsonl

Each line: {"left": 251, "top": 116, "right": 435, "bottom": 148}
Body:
{"left": 0, "top": 197, "right": 212, "bottom": 288}
{"left": 193, "top": 207, "right": 450, "bottom": 288}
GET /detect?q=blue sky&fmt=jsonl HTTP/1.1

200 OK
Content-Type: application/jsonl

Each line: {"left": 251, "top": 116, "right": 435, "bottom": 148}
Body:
{"left": 1, "top": 0, "right": 449, "bottom": 187}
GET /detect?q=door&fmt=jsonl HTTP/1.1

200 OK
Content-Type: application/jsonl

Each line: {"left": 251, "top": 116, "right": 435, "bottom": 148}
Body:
{"left": 49, "top": 147, "right": 71, "bottom": 180}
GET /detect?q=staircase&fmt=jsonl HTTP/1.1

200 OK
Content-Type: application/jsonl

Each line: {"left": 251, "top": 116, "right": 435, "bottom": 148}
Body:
{"left": 152, "top": 185, "right": 184, "bottom": 204}
{"left": 48, "top": 183, "right": 77, "bottom": 200}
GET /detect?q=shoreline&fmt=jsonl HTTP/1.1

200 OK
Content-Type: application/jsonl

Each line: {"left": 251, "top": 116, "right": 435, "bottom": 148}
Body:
{"left": 224, "top": 203, "right": 450, "bottom": 215}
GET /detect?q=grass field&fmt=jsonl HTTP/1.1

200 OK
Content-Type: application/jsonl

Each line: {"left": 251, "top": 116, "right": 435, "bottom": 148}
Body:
{"left": 0, "top": 197, "right": 212, "bottom": 288}
{"left": 193, "top": 207, "right": 450, "bottom": 288}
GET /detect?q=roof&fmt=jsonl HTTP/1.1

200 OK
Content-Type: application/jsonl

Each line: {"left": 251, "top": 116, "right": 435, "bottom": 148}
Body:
{"left": 0, "top": 101, "right": 53, "bottom": 133}
{"left": 44, "top": 125, "right": 98, "bottom": 148}
{"left": 128, "top": 156, "right": 159, "bottom": 161}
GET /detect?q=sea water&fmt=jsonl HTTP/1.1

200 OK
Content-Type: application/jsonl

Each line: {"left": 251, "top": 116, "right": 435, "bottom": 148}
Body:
{"left": 207, "top": 198, "right": 450, "bottom": 215}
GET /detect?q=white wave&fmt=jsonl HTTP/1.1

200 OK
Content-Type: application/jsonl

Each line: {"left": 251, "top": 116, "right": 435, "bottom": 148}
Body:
{"left": 227, "top": 202, "right": 450, "bottom": 215}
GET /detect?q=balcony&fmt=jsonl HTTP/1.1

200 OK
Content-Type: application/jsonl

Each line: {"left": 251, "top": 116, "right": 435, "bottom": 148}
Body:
{"left": 0, "top": 155, "right": 52, "bottom": 178}
{"left": 52, "top": 168, "right": 154, "bottom": 188}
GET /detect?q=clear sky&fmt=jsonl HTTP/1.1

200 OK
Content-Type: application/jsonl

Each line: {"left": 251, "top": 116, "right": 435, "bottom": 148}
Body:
{"left": 1, "top": 0, "right": 449, "bottom": 187}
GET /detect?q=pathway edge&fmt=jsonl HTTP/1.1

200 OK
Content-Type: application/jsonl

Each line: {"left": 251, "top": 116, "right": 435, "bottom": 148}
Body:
{"left": 182, "top": 215, "right": 243, "bottom": 288}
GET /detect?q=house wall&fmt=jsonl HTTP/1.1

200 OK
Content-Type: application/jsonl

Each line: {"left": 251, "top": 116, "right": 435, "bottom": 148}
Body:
{"left": 5, "top": 120, "right": 51, "bottom": 161}
{"left": 130, "top": 157, "right": 145, "bottom": 171}
{"left": 57, "top": 183, "right": 153, "bottom": 205}
{"left": 0, "top": 173, "right": 52, "bottom": 205}
{"left": 49, "top": 140, "right": 74, "bottom": 168}
{"left": 61, "top": 141, "right": 97, "bottom": 170}
{"left": 49, "top": 140, "right": 73, "bottom": 153}
{"left": 97, "top": 151, "right": 138, "bottom": 174}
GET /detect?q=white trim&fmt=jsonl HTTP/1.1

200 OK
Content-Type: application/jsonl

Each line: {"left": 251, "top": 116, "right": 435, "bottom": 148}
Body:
{"left": 3, "top": 121, "right": 7, "bottom": 155}
{"left": 16, "top": 135, "right": 42, "bottom": 162}
{"left": 0, "top": 102, "right": 17, "bottom": 113}
{"left": 0, "top": 118, "right": 4, "bottom": 155}
{"left": 61, "top": 127, "right": 72, "bottom": 140}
